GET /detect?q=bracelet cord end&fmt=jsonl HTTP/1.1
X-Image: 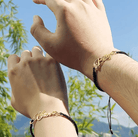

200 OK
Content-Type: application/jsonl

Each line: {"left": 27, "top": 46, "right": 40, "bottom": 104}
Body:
{"left": 93, "top": 51, "right": 129, "bottom": 135}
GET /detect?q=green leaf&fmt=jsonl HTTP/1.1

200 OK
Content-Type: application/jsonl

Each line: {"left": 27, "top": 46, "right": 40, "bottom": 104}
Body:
{"left": 84, "top": 118, "right": 95, "bottom": 128}
{"left": 68, "top": 70, "right": 114, "bottom": 135}
{"left": 0, "top": 0, "right": 28, "bottom": 136}
{"left": 111, "top": 103, "right": 116, "bottom": 111}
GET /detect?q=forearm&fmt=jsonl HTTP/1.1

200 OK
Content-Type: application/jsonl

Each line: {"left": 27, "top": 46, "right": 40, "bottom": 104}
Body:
{"left": 34, "top": 116, "right": 78, "bottom": 137}
{"left": 85, "top": 52, "right": 138, "bottom": 124}
{"left": 34, "top": 100, "right": 78, "bottom": 137}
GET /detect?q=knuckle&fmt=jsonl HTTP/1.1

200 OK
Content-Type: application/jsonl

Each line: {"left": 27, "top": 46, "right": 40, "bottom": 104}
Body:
{"left": 55, "top": 1, "right": 70, "bottom": 15}
{"left": 35, "top": 57, "right": 45, "bottom": 64}
{"left": 8, "top": 67, "right": 17, "bottom": 77}
{"left": 23, "top": 58, "right": 33, "bottom": 66}
{"left": 21, "top": 58, "right": 33, "bottom": 68}
{"left": 61, "top": 3, "right": 69, "bottom": 13}
{"left": 8, "top": 54, "right": 17, "bottom": 61}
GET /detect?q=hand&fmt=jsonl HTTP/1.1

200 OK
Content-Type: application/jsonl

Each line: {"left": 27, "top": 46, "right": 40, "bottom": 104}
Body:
{"left": 8, "top": 46, "right": 68, "bottom": 118}
{"left": 31, "top": 0, "right": 115, "bottom": 77}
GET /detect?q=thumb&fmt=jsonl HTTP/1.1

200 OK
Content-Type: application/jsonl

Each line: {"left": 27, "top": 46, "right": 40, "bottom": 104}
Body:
{"left": 30, "top": 15, "right": 54, "bottom": 52}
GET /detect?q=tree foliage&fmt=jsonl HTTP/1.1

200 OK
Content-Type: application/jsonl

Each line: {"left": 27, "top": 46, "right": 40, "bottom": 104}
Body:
{"left": 23, "top": 71, "right": 116, "bottom": 137}
{"left": 68, "top": 71, "right": 116, "bottom": 135}
{"left": 24, "top": 127, "right": 32, "bottom": 137}
{"left": 0, "top": 0, "right": 27, "bottom": 136}
{"left": 130, "top": 129, "right": 138, "bottom": 137}
{"left": 0, "top": 0, "right": 116, "bottom": 136}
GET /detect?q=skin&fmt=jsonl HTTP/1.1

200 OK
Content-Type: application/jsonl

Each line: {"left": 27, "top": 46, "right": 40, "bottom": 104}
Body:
{"left": 8, "top": 46, "right": 78, "bottom": 137}
{"left": 31, "top": 0, "right": 138, "bottom": 125}
{"left": 8, "top": 46, "right": 69, "bottom": 118}
{"left": 8, "top": 0, "right": 138, "bottom": 136}
{"left": 31, "top": 0, "right": 115, "bottom": 76}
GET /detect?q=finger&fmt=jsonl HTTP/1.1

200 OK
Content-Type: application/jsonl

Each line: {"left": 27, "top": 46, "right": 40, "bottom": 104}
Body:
{"left": 33, "top": 0, "right": 46, "bottom": 4}
{"left": 31, "top": 15, "right": 55, "bottom": 54}
{"left": 20, "top": 50, "right": 32, "bottom": 61}
{"left": 32, "top": 46, "right": 44, "bottom": 57}
{"left": 33, "top": 0, "right": 65, "bottom": 13}
{"left": 8, "top": 54, "right": 20, "bottom": 71}
{"left": 92, "top": 0, "right": 105, "bottom": 11}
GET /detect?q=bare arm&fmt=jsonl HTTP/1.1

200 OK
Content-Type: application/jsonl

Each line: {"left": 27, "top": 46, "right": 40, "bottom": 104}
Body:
{"left": 8, "top": 46, "right": 78, "bottom": 137}
{"left": 31, "top": 0, "right": 138, "bottom": 126}
{"left": 85, "top": 52, "right": 138, "bottom": 124}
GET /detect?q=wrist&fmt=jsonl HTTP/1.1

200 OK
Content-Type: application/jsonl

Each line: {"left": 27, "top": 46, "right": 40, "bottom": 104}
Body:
{"left": 93, "top": 50, "right": 138, "bottom": 125}
{"left": 90, "top": 50, "right": 132, "bottom": 96}
{"left": 30, "top": 95, "right": 69, "bottom": 119}
{"left": 34, "top": 114, "right": 78, "bottom": 137}
{"left": 97, "top": 51, "right": 128, "bottom": 93}
{"left": 81, "top": 47, "right": 117, "bottom": 81}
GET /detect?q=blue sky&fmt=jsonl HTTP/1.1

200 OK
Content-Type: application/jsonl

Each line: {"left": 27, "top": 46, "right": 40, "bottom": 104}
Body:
{"left": 10, "top": 0, "right": 138, "bottom": 127}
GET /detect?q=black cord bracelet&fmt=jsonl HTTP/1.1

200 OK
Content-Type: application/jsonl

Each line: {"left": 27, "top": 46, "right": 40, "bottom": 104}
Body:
{"left": 93, "top": 51, "right": 129, "bottom": 92}
{"left": 30, "top": 120, "right": 35, "bottom": 137}
{"left": 93, "top": 51, "right": 129, "bottom": 135}
{"left": 30, "top": 112, "right": 78, "bottom": 137}
{"left": 60, "top": 112, "right": 78, "bottom": 135}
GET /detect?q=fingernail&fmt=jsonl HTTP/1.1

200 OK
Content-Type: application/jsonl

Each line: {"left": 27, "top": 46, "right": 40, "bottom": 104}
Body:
{"left": 35, "top": 46, "right": 44, "bottom": 55}
{"left": 35, "top": 46, "right": 42, "bottom": 51}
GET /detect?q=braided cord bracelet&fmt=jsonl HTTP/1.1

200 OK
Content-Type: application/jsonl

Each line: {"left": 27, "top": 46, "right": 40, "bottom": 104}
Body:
{"left": 93, "top": 51, "right": 129, "bottom": 134}
{"left": 30, "top": 111, "right": 78, "bottom": 137}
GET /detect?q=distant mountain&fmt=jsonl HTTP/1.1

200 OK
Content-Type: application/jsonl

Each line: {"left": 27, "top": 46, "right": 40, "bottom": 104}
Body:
{"left": 92, "top": 120, "right": 138, "bottom": 137}
{"left": 11, "top": 115, "right": 138, "bottom": 137}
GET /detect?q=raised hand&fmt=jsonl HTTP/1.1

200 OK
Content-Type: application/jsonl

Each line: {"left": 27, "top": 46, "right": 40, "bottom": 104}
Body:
{"left": 31, "top": 0, "right": 115, "bottom": 78}
{"left": 8, "top": 46, "right": 68, "bottom": 118}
